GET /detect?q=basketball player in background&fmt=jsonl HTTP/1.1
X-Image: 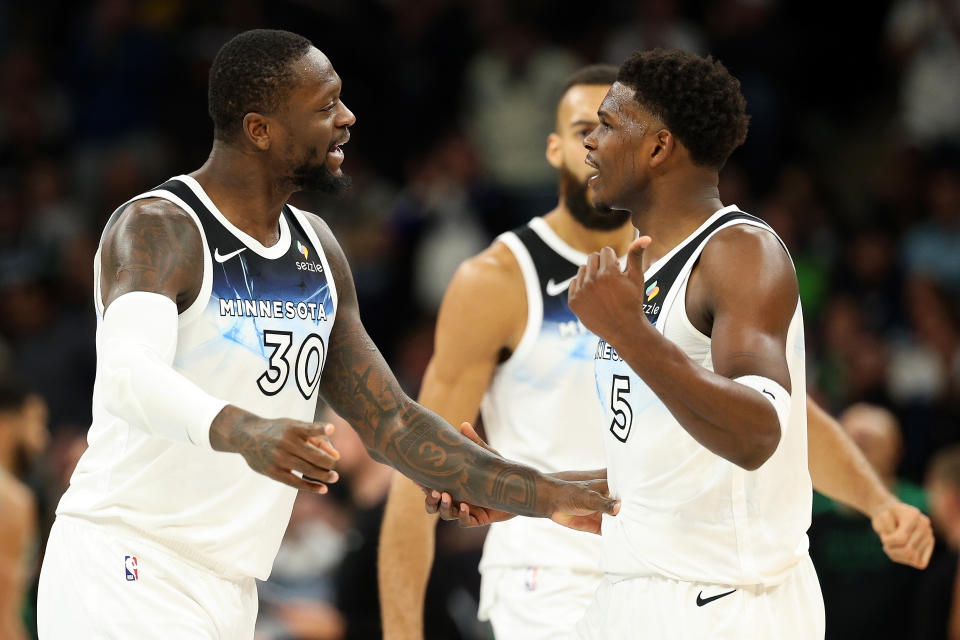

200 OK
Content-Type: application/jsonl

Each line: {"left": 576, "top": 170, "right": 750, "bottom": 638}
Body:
{"left": 0, "top": 383, "right": 47, "bottom": 640}
{"left": 35, "top": 29, "right": 617, "bottom": 639}
{"left": 379, "top": 61, "right": 933, "bottom": 639}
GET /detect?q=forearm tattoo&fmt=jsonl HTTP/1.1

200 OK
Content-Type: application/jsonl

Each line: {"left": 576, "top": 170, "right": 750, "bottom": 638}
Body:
{"left": 320, "top": 323, "right": 544, "bottom": 516}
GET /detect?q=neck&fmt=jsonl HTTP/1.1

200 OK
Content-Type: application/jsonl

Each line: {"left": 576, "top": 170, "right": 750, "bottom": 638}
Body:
{"left": 190, "top": 142, "right": 293, "bottom": 246}
{"left": 626, "top": 170, "right": 724, "bottom": 269}
{"left": 543, "top": 200, "right": 636, "bottom": 256}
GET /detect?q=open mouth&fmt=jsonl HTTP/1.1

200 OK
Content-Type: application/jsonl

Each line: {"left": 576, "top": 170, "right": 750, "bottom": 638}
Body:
{"left": 327, "top": 132, "right": 350, "bottom": 162}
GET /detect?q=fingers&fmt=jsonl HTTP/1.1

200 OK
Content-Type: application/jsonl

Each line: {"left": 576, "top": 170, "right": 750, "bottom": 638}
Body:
{"left": 424, "top": 490, "right": 441, "bottom": 514}
{"left": 598, "top": 246, "right": 618, "bottom": 273}
{"left": 286, "top": 424, "right": 339, "bottom": 470}
{"left": 574, "top": 487, "right": 621, "bottom": 516}
{"left": 568, "top": 264, "right": 586, "bottom": 301}
{"left": 302, "top": 423, "right": 341, "bottom": 460}
{"left": 874, "top": 504, "right": 935, "bottom": 568}
{"left": 624, "top": 235, "right": 651, "bottom": 286}
{"left": 267, "top": 464, "right": 331, "bottom": 493}
{"left": 276, "top": 450, "right": 339, "bottom": 486}
{"left": 879, "top": 507, "right": 919, "bottom": 549}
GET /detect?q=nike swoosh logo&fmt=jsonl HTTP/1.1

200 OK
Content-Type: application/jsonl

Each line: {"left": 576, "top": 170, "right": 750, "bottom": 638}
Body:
{"left": 696, "top": 589, "right": 736, "bottom": 607}
{"left": 545, "top": 276, "right": 576, "bottom": 296}
{"left": 761, "top": 389, "right": 776, "bottom": 401}
{"left": 214, "top": 247, "right": 246, "bottom": 263}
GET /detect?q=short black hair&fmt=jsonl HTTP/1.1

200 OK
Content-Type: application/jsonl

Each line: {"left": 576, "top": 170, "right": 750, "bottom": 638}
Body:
{"left": 617, "top": 49, "right": 749, "bottom": 168}
{"left": 558, "top": 64, "right": 619, "bottom": 105}
{"left": 208, "top": 29, "right": 313, "bottom": 142}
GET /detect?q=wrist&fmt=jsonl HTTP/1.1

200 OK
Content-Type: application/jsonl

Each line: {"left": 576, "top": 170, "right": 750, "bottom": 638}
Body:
{"left": 209, "top": 405, "right": 255, "bottom": 452}
{"left": 537, "top": 474, "right": 569, "bottom": 518}
{"left": 864, "top": 487, "right": 899, "bottom": 520}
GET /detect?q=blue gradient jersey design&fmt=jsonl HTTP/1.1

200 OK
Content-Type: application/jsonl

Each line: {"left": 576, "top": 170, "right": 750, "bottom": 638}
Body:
{"left": 58, "top": 175, "right": 338, "bottom": 581}
{"left": 477, "top": 217, "right": 627, "bottom": 587}
{"left": 593, "top": 207, "right": 812, "bottom": 588}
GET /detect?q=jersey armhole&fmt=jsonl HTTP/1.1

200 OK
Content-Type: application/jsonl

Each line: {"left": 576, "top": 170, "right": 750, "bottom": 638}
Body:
{"left": 93, "top": 189, "right": 213, "bottom": 326}
{"left": 286, "top": 205, "right": 339, "bottom": 310}
{"left": 663, "top": 218, "right": 793, "bottom": 343}
{"left": 495, "top": 232, "right": 542, "bottom": 370}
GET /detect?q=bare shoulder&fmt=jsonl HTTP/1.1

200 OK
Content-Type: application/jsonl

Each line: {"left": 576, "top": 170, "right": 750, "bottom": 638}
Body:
{"left": 451, "top": 240, "right": 524, "bottom": 296}
{"left": 101, "top": 197, "right": 204, "bottom": 311}
{"left": 699, "top": 223, "right": 797, "bottom": 293}
{"left": 435, "top": 239, "right": 527, "bottom": 354}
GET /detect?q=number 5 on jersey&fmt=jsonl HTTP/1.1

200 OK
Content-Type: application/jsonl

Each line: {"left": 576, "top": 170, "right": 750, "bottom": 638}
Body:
{"left": 258, "top": 330, "right": 326, "bottom": 399}
{"left": 610, "top": 375, "right": 633, "bottom": 442}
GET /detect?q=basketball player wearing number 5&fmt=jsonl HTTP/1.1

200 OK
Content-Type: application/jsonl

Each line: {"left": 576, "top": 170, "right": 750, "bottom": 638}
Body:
{"left": 567, "top": 50, "right": 823, "bottom": 638}
{"left": 35, "top": 29, "right": 617, "bottom": 640}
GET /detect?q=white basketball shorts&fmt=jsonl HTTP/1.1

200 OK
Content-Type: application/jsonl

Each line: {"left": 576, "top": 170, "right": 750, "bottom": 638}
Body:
{"left": 576, "top": 555, "right": 825, "bottom": 640}
{"left": 479, "top": 566, "right": 604, "bottom": 640}
{"left": 37, "top": 516, "right": 258, "bottom": 639}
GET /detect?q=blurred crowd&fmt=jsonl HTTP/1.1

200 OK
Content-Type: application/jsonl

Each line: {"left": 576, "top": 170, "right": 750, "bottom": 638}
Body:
{"left": 0, "top": 0, "right": 959, "bottom": 638}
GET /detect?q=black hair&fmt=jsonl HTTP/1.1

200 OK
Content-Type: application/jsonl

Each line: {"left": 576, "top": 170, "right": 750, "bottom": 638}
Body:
{"left": 208, "top": 29, "right": 313, "bottom": 142}
{"left": 558, "top": 64, "right": 619, "bottom": 105}
{"left": 617, "top": 49, "right": 749, "bottom": 168}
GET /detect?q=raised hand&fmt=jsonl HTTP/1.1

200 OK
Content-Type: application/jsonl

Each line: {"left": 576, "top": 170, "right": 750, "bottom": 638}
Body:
{"left": 568, "top": 236, "right": 652, "bottom": 342}
{"left": 210, "top": 405, "right": 340, "bottom": 493}
{"left": 871, "top": 499, "right": 935, "bottom": 569}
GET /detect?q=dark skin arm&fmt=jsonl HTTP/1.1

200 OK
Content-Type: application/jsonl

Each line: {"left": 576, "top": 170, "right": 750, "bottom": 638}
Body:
{"left": 569, "top": 225, "right": 795, "bottom": 471}
{"left": 100, "top": 198, "right": 340, "bottom": 493}
{"left": 306, "top": 213, "right": 619, "bottom": 519}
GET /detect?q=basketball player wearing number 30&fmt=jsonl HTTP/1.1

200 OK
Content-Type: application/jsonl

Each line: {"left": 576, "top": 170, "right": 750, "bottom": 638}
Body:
{"left": 567, "top": 49, "right": 819, "bottom": 639}
{"left": 34, "top": 29, "right": 618, "bottom": 639}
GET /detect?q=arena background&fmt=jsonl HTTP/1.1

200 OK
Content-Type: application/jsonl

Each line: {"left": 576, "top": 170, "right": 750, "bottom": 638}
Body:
{"left": 1, "top": 0, "right": 959, "bottom": 638}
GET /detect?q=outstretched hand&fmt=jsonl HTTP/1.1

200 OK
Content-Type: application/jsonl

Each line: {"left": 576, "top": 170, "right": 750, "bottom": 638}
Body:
{"left": 871, "top": 499, "right": 935, "bottom": 569}
{"left": 420, "top": 423, "right": 618, "bottom": 534}
{"left": 421, "top": 422, "right": 516, "bottom": 527}
{"left": 568, "top": 236, "right": 652, "bottom": 342}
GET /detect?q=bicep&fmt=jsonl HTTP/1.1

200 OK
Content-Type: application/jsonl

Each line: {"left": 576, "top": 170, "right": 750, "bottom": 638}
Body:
{"left": 418, "top": 276, "right": 516, "bottom": 425}
{"left": 100, "top": 199, "right": 204, "bottom": 313}
{"left": 703, "top": 228, "right": 798, "bottom": 390}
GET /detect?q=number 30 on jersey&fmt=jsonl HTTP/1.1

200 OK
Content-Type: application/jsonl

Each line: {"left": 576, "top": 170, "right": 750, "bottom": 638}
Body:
{"left": 257, "top": 330, "right": 326, "bottom": 399}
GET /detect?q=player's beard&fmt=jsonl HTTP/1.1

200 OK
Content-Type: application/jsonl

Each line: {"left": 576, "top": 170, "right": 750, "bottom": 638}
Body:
{"left": 291, "top": 147, "right": 352, "bottom": 195}
{"left": 559, "top": 165, "right": 630, "bottom": 230}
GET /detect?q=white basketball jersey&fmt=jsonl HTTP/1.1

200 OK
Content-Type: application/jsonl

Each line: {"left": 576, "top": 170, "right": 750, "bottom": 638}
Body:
{"left": 479, "top": 217, "right": 618, "bottom": 574}
{"left": 57, "top": 175, "right": 338, "bottom": 581}
{"left": 593, "top": 206, "right": 811, "bottom": 587}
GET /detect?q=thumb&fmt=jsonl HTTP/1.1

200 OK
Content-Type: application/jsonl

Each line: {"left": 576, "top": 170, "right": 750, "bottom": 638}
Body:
{"left": 624, "top": 236, "right": 651, "bottom": 286}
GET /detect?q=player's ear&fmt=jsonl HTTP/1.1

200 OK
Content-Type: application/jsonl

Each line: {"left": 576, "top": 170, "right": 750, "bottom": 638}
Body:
{"left": 546, "top": 132, "right": 563, "bottom": 169}
{"left": 649, "top": 128, "right": 674, "bottom": 169}
{"left": 242, "top": 112, "right": 272, "bottom": 151}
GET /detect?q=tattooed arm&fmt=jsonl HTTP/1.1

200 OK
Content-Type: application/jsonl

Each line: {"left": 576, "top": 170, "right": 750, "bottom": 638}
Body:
{"left": 98, "top": 199, "right": 340, "bottom": 492}
{"left": 308, "top": 214, "right": 617, "bottom": 519}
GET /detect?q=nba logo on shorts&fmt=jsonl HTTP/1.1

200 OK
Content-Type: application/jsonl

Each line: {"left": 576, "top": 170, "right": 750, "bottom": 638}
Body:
{"left": 124, "top": 555, "right": 139, "bottom": 581}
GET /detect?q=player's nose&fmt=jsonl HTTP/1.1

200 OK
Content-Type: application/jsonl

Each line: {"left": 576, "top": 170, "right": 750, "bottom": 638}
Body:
{"left": 337, "top": 101, "right": 356, "bottom": 127}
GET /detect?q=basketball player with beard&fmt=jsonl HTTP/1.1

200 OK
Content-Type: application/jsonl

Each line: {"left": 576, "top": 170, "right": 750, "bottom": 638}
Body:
{"left": 35, "top": 31, "right": 617, "bottom": 639}
{"left": 379, "top": 64, "right": 933, "bottom": 640}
